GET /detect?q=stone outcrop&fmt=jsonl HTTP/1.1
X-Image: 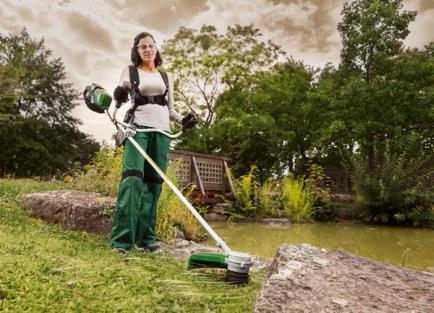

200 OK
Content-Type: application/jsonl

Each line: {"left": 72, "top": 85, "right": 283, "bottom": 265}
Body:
{"left": 21, "top": 190, "right": 114, "bottom": 234}
{"left": 254, "top": 244, "right": 434, "bottom": 313}
{"left": 204, "top": 202, "right": 231, "bottom": 221}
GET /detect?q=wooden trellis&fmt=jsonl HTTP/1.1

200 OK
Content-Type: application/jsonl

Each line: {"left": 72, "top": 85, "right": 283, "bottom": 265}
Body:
{"left": 168, "top": 149, "right": 235, "bottom": 204}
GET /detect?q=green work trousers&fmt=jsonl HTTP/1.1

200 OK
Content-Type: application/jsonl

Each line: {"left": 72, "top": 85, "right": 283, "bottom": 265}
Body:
{"left": 110, "top": 129, "right": 170, "bottom": 250}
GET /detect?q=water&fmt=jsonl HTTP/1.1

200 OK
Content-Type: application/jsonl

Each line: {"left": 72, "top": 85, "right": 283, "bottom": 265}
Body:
{"left": 206, "top": 222, "right": 434, "bottom": 272}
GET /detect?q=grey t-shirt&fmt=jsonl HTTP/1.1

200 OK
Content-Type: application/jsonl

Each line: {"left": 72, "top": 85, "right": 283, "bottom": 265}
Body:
{"left": 118, "top": 66, "right": 183, "bottom": 131}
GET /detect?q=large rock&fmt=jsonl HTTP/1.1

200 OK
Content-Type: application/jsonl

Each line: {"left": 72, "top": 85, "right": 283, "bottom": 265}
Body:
{"left": 254, "top": 244, "right": 434, "bottom": 313}
{"left": 21, "top": 190, "right": 114, "bottom": 234}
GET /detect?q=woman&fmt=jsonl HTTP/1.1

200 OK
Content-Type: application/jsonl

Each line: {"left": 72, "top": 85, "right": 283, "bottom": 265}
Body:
{"left": 111, "top": 32, "right": 196, "bottom": 253}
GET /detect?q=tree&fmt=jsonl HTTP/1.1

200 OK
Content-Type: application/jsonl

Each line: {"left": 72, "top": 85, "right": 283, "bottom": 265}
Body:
{"left": 161, "top": 24, "right": 285, "bottom": 128}
{"left": 337, "top": 0, "right": 417, "bottom": 171}
{"left": 0, "top": 29, "right": 100, "bottom": 177}
{"left": 210, "top": 61, "right": 317, "bottom": 179}
{"left": 338, "top": 0, "right": 416, "bottom": 82}
{"left": 314, "top": 1, "right": 433, "bottom": 224}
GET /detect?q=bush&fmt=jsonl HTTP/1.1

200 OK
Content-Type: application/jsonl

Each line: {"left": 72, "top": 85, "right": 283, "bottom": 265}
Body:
{"left": 257, "top": 178, "right": 279, "bottom": 219}
{"left": 280, "top": 174, "right": 314, "bottom": 222}
{"left": 231, "top": 166, "right": 259, "bottom": 219}
{"left": 156, "top": 166, "right": 205, "bottom": 241}
{"left": 306, "top": 163, "right": 336, "bottom": 221}
{"left": 230, "top": 166, "right": 315, "bottom": 222}
{"left": 72, "top": 146, "right": 123, "bottom": 196}
{"left": 352, "top": 155, "right": 434, "bottom": 227}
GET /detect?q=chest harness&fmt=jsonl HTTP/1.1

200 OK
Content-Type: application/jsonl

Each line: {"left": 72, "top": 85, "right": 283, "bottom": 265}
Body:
{"left": 124, "top": 66, "right": 169, "bottom": 123}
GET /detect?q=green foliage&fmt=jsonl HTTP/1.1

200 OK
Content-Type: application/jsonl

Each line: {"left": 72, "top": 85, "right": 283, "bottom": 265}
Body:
{"left": 232, "top": 166, "right": 259, "bottom": 219}
{"left": 162, "top": 24, "right": 285, "bottom": 155}
{"left": 0, "top": 179, "right": 264, "bottom": 312}
{"left": 306, "top": 163, "right": 336, "bottom": 221}
{"left": 230, "top": 166, "right": 316, "bottom": 222}
{"left": 72, "top": 146, "right": 123, "bottom": 196}
{"left": 257, "top": 178, "right": 278, "bottom": 219}
{"left": 352, "top": 154, "right": 434, "bottom": 226}
{"left": 308, "top": 1, "right": 433, "bottom": 226}
{"left": 164, "top": 7, "right": 431, "bottom": 188}
{"left": 156, "top": 167, "right": 204, "bottom": 242}
{"left": 338, "top": 0, "right": 416, "bottom": 81}
{"left": 211, "top": 61, "right": 316, "bottom": 179}
{"left": 280, "top": 175, "right": 314, "bottom": 223}
{"left": 0, "top": 29, "right": 100, "bottom": 177}
{"left": 331, "top": 0, "right": 430, "bottom": 174}
{"left": 72, "top": 146, "right": 202, "bottom": 241}
{"left": 162, "top": 25, "right": 284, "bottom": 127}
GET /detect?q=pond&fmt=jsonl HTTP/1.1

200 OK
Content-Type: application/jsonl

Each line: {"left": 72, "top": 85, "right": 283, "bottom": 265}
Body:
{"left": 206, "top": 222, "right": 434, "bottom": 272}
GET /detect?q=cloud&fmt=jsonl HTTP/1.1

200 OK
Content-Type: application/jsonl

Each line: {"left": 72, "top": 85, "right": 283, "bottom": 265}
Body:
{"left": 0, "top": 1, "right": 32, "bottom": 35}
{"left": 66, "top": 12, "right": 114, "bottom": 51}
{"left": 56, "top": 0, "right": 72, "bottom": 5}
{"left": 417, "top": 0, "right": 434, "bottom": 12}
{"left": 106, "top": 0, "right": 209, "bottom": 33}
{"left": 186, "top": 0, "right": 344, "bottom": 68}
{"left": 260, "top": 0, "right": 345, "bottom": 53}
{"left": 406, "top": 10, "right": 434, "bottom": 47}
{"left": 16, "top": 6, "right": 35, "bottom": 22}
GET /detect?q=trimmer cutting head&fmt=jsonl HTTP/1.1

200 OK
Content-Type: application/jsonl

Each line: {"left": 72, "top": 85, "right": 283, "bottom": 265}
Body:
{"left": 188, "top": 251, "right": 253, "bottom": 284}
{"left": 226, "top": 251, "right": 252, "bottom": 284}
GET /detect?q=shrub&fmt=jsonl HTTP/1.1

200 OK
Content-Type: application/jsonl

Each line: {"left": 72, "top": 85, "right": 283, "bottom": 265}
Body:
{"left": 156, "top": 167, "right": 204, "bottom": 241}
{"left": 229, "top": 166, "right": 316, "bottom": 222}
{"left": 306, "top": 163, "right": 336, "bottom": 221}
{"left": 280, "top": 174, "right": 314, "bottom": 222}
{"left": 72, "top": 146, "right": 123, "bottom": 196}
{"left": 352, "top": 154, "right": 434, "bottom": 227}
{"left": 231, "top": 166, "right": 259, "bottom": 219}
{"left": 257, "top": 178, "right": 279, "bottom": 219}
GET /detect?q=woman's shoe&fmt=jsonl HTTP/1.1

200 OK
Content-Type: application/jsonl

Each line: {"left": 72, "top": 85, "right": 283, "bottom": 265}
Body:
{"left": 135, "top": 243, "right": 160, "bottom": 252}
{"left": 112, "top": 247, "right": 127, "bottom": 254}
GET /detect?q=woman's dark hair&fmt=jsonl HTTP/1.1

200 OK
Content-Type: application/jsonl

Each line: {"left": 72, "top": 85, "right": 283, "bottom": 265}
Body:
{"left": 130, "top": 32, "right": 163, "bottom": 67}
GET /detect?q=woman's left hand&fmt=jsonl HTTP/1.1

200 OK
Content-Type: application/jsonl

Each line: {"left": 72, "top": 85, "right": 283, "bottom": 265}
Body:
{"left": 181, "top": 114, "right": 197, "bottom": 132}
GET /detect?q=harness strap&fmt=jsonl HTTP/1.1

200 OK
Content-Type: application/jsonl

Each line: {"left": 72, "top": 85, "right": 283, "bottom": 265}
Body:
{"left": 121, "top": 170, "right": 163, "bottom": 185}
{"left": 122, "top": 170, "right": 143, "bottom": 181}
{"left": 160, "top": 71, "right": 169, "bottom": 97}
{"left": 134, "top": 95, "right": 166, "bottom": 106}
{"left": 125, "top": 66, "right": 169, "bottom": 123}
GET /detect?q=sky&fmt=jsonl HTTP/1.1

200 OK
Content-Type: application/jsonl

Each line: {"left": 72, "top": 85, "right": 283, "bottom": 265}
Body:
{"left": 1, "top": 0, "right": 433, "bottom": 144}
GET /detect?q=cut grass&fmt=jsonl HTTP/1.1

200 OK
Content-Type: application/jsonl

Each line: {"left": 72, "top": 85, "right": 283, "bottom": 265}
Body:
{"left": 0, "top": 179, "right": 264, "bottom": 312}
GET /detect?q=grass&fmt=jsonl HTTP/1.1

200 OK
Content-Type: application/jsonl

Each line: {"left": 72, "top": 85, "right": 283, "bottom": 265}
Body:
{"left": 0, "top": 179, "right": 264, "bottom": 312}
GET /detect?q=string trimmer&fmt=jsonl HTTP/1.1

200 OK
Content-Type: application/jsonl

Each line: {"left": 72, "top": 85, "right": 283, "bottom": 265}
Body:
{"left": 83, "top": 84, "right": 252, "bottom": 283}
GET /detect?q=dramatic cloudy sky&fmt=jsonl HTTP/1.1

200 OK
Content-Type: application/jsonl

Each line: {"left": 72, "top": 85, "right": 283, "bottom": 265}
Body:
{"left": 1, "top": 0, "right": 433, "bottom": 143}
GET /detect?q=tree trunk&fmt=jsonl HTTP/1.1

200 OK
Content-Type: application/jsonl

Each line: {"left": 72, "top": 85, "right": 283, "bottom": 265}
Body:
{"left": 367, "top": 133, "right": 375, "bottom": 173}
{"left": 287, "top": 154, "right": 294, "bottom": 173}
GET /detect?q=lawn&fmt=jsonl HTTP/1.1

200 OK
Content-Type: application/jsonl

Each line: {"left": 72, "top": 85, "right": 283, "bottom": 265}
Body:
{"left": 0, "top": 179, "right": 264, "bottom": 312}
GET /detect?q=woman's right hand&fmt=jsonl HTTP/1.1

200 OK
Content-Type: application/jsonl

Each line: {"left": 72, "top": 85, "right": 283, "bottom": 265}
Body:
{"left": 113, "top": 86, "right": 129, "bottom": 105}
